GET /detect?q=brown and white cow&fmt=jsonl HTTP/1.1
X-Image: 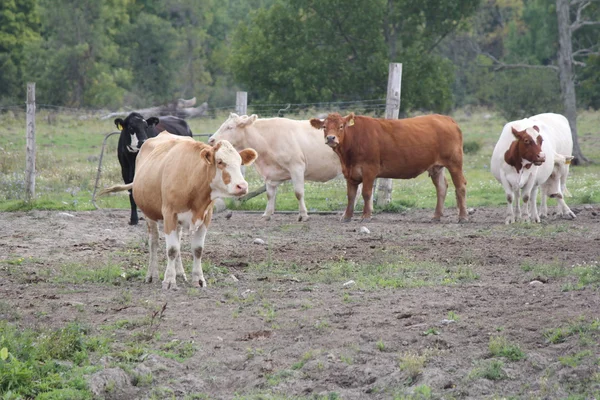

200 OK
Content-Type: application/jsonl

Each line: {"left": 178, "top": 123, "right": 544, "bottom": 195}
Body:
{"left": 100, "top": 132, "right": 258, "bottom": 289}
{"left": 491, "top": 113, "right": 575, "bottom": 224}
{"left": 310, "top": 113, "right": 468, "bottom": 222}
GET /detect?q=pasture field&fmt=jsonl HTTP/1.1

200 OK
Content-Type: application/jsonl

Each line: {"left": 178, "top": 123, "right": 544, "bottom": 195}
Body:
{"left": 0, "top": 109, "right": 599, "bottom": 399}
{"left": 1, "top": 108, "right": 600, "bottom": 211}
{"left": 1, "top": 208, "right": 600, "bottom": 399}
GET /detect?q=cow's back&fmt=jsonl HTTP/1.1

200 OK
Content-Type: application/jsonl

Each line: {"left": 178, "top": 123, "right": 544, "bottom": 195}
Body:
{"left": 530, "top": 113, "right": 573, "bottom": 156}
{"left": 251, "top": 118, "right": 341, "bottom": 181}
{"left": 348, "top": 114, "right": 463, "bottom": 179}
{"left": 133, "top": 133, "right": 198, "bottom": 220}
{"left": 152, "top": 116, "right": 193, "bottom": 137}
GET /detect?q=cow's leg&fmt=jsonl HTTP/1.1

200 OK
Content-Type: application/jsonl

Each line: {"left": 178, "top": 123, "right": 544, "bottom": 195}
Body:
{"left": 500, "top": 174, "right": 516, "bottom": 224}
{"left": 539, "top": 185, "right": 548, "bottom": 219}
{"left": 128, "top": 191, "right": 139, "bottom": 225}
{"left": 290, "top": 170, "right": 309, "bottom": 221}
{"left": 428, "top": 166, "right": 448, "bottom": 222}
{"left": 360, "top": 175, "right": 376, "bottom": 222}
{"left": 342, "top": 180, "right": 359, "bottom": 222}
{"left": 162, "top": 215, "right": 180, "bottom": 290}
{"left": 263, "top": 180, "right": 280, "bottom": 221}
{"left": 145, "top": 220, "right": 160, "bottom": 283}
{"left": 529, "top": 185, "right": 541, "bottom": 223}
{"left": 190, "top": 223, "right": 208, "bottom": 288}
{"left": 553, "top": 193, "right": 576, "bottom": 219}
{"left": 447, "top": 165, "right": 468, "bottom": 223}
{"left": 175, "top": 224, "right": 187, "bottom": 281}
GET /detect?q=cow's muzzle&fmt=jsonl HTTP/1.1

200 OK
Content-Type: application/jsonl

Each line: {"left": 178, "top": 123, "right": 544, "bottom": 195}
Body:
{"left": 325, "top": 136, "right": 338, "bottom": 147}
{"left": 233, "top": 182, "right": 248, "bottom": 196}
{"left": 126, "top": 145, "right": 140, "bottom": 153}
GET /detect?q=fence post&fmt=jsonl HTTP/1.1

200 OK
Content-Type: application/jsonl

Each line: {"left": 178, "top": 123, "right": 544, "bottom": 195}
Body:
{"left": 236, "top": 91, "right": 248, "bottom": 115}
{"left": 376, "top": 63, "right": 402, "bottom": 207}
{"left": 25, "top": 82, "right": 36, "bottom": 202}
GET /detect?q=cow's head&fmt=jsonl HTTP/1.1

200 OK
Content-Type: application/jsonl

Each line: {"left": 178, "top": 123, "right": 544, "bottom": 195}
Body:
{"left": 510, "top": 125, "right": 546, "bottom": 166}
{"left": 310, "top": 112, "right": 355, "bottom": 148}
{"left": 114, "top": 112, "right": 156, "bottom": 153}
{"left": 207, "top": 113, "right": 258, "bottom": 148}
{"left": 200, "top": 140, "right": 258, "bottom": 199}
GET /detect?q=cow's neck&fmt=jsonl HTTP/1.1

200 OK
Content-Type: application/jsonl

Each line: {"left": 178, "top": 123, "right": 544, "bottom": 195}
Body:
{"left": 504, "top": 141, "right": 526, "bottom": 173}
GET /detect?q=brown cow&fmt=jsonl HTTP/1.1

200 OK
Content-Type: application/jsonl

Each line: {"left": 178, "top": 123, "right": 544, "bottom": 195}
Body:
{"left": 100, "top": 132, "right": 258, "bottom": 289}
{"left": 310, "top": 113, "right": 468, "bottom": 222}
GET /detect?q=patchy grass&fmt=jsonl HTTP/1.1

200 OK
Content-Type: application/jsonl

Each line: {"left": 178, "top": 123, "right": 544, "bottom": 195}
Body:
{"left": 488, "top": 336, "right": 526, "bottom": 361}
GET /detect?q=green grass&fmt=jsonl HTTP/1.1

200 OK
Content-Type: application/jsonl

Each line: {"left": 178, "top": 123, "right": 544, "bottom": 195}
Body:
{"left": 0, "top": 321, "right": 108, "bottom": 399}
{"left": 488, "top": 336, "right": 526, "bottom": 361}
{"left": 248, "top": 257, "right": 478, "bottom": 290}
{"left": 1, "top": 108, "right": 599, "bottom": 213}
{"left": 543, "top": 316, "right": 600, "bottom": 344}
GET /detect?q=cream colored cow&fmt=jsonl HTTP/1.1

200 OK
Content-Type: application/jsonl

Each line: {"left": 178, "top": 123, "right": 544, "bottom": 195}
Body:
{"left": 100, "top": 132, "right": 257, "bottom": 289}
{"left": 208, "top": 114, "right": 342, "bottom": 221}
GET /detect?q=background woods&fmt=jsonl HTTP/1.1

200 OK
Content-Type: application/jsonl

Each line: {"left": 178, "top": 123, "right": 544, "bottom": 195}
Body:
{"left": 1, "top": 0, "right": 598, "bottom": 117}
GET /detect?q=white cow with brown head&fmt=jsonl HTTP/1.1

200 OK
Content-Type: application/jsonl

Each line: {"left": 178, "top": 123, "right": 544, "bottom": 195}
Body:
{"left": 491, "top": 113, "right": 575, "bottom": 224}
{"left": 208, "top": 113, "right": 342, "bottom": 221}
{"left": 100, "top": 132, "right": 257, "bottom": 289}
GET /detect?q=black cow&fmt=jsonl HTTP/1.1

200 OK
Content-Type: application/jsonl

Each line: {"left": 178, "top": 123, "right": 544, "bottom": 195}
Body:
{"left": 114, "top": 112, "right": 193, "bottom": 225}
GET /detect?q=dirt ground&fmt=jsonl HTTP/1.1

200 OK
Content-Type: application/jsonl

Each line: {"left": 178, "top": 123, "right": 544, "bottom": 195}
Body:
{"left": 1, "top": 205, "right": 600, "bottom": 399}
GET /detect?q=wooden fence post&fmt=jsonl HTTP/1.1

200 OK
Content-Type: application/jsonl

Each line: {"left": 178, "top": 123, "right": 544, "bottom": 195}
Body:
{"left": 236, "top": 91, "right": 248, "bottom": 115}
{"left": 25, "top": 82, "right": 36, "bottom": 202}
{"left": 376, "top": 63, "right": 402, "bottom": 207}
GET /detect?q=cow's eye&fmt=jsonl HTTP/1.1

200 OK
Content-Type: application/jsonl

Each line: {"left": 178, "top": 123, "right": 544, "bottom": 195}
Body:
{"left": 217, "top": 160, "right": 224, "bottom": 166}
{"left": 524, "top": 139, "right": 530, "bottom": 144}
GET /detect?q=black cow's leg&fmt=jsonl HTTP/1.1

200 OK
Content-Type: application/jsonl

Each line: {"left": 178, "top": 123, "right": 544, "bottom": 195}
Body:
{"left": 128, "top": 190, "right": 138, "bottom": 225}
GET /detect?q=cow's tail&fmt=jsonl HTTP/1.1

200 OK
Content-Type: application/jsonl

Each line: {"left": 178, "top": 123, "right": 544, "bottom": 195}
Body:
{"left": 98, "top": 183, "right": 133, "bottom": 197}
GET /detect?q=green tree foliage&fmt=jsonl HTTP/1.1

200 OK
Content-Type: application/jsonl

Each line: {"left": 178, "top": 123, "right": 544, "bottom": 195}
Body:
{"left": 0, "top": 0, "right": 40, "bottom": 103}
{"left": 231, "top": 0, "right": 480, "bottom": 112}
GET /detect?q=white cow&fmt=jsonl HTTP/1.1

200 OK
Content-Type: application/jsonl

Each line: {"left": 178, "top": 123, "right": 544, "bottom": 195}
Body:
{"left": 208, "top": 114, "right": 343, "bottom": 221}
{"left": 491, "top": 113, "right": 575, "bottom": 224}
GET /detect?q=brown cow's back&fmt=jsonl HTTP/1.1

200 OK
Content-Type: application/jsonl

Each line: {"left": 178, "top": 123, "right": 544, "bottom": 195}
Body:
{"left": 347, "top": 115, "right": 463, "bottom": 179}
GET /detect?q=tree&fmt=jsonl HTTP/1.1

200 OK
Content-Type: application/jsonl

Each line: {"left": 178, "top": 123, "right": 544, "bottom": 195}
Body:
{"left": 0, "top": 0, "right": 39, "bottom": 102}
{"left": 230, "top": 0, "right": 480, "bottom": 111}
{"left": 477, "top": 0, "right": 600, "bottom": 164}
{"left": 555, "top": 0, "right": 600, "bottom": 164}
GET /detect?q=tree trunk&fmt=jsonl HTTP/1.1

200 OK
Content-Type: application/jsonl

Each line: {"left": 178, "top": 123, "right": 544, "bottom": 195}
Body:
{"left": 556, "top": 0, "right": 588, "bottom": 165}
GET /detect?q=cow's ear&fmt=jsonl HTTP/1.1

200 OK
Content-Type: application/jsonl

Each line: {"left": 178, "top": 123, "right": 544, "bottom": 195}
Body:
{"left": 532, "top": 125, "right": 540, "bottom": 133}
{"left": 147, "top": 117, "right": 159, "bottom": 127}
{"left": 200, "top": 147, "right": 215, "bottom": 165}
{"left": 114, "top": 118, "right": 124, "bottom": 131}
{"left": 345, "top": 112, "right": 355, "bottom": 127}
{"left": 511, "top": 126, "right": 521, "bottom": 139}
{"left": 230, "top": 112, "right": 239, "bottom": 119}
{"left": 310, "top": 118, "right": 324, "bottom": 129}
{"left": 239, "top": 148, "right": 258, "bottom": 166}
{"left": 238, "top": 114, "right": 257, "bottom": 127}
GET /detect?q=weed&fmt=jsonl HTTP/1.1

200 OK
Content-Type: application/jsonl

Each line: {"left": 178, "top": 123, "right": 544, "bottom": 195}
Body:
{"left": 315, "top": 319, "right": 330, "bottom": 330}
{"left": 340, "top": 354, "right": 353, "bottom": 365}
{"left": 469, "top": 359, "right": 507, "bottom": 381}
{"left": 291, "top": 350, "right": 314, "bottom": 370}
{"left": 544, "top": 316, "right": 600, "bottom": 344}
{"left": 422, "top": 328, "right": 439, "bottom": 336}
{"left": 559, "top": 350, "right": 593, "bottom": 367}
{"left": 447, "top": 310, "right": 460, "bottom": 322}
{"left": 463, "top": 140, "right": 481, "bottom": 154}
{"left": 488, "top": 336, "right": 526, "bottom": 361}
{"left": 376, "top": 339, "right": 386, "bottom": 351}
{"left": 399, "top": 352, "right": 426, "bottom": 382}
{"left": 393, "top": 384, "right": 433, "bottom": 400}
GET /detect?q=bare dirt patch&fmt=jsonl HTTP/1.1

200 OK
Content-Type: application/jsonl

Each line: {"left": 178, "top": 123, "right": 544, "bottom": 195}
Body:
{"left": 1, "top": 206, "right": 600, "bottom": 399}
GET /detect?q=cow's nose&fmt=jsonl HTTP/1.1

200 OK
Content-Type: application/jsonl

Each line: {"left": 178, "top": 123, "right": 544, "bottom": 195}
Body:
{"left": 326, "top": 135, "right": 335, "bottom": 142}
{"left": 235, "top": 182, "right": 248, "bottom": 195}
{"left": 208, "top": 137, "right": 215, "bottom": 145}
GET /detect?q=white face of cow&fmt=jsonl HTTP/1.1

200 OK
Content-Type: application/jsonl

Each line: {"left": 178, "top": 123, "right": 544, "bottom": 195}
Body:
{"left": 209, "top": 140, "right": 258, "bottom": 199}
{"left": 207, "top": 113, "right": 258, "bottom": 149}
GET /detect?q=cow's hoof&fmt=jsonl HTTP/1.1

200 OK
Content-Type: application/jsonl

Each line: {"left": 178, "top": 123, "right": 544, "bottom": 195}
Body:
{"left": 145, "top": 275, "right": 158, "bottom": 283}
{"left": 262, "top": 214, "right": 272, "bottom": 221}
{"left": 177, "top": 273, "right": 188, "bottom": 282}
{"left": 191, "top": 280, "right": 207, "bottom": 288}
{"left": 360, "top": 217, "right": 372, "bottom": 223}
{"left": 341, "top": 216, "right": 352, "bottom": 223}
{"left": 431, "top": 216, "right": 442, "bottom": 222}
{"left": 458, "top": 217, "right": 468, "bottom": 223}
{"left": 129, "top": 220, "right": 138, "bottom": 226}
{"left": 162, "top": 281, "right": 179, "bottom": 290}
{"left": 298, "top": 214, "right": 309, "bottom": 222}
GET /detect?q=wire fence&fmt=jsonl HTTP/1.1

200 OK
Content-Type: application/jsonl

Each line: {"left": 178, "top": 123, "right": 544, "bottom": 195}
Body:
{"left": 0, "top": 98, "right": 388, "bottom": 119}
